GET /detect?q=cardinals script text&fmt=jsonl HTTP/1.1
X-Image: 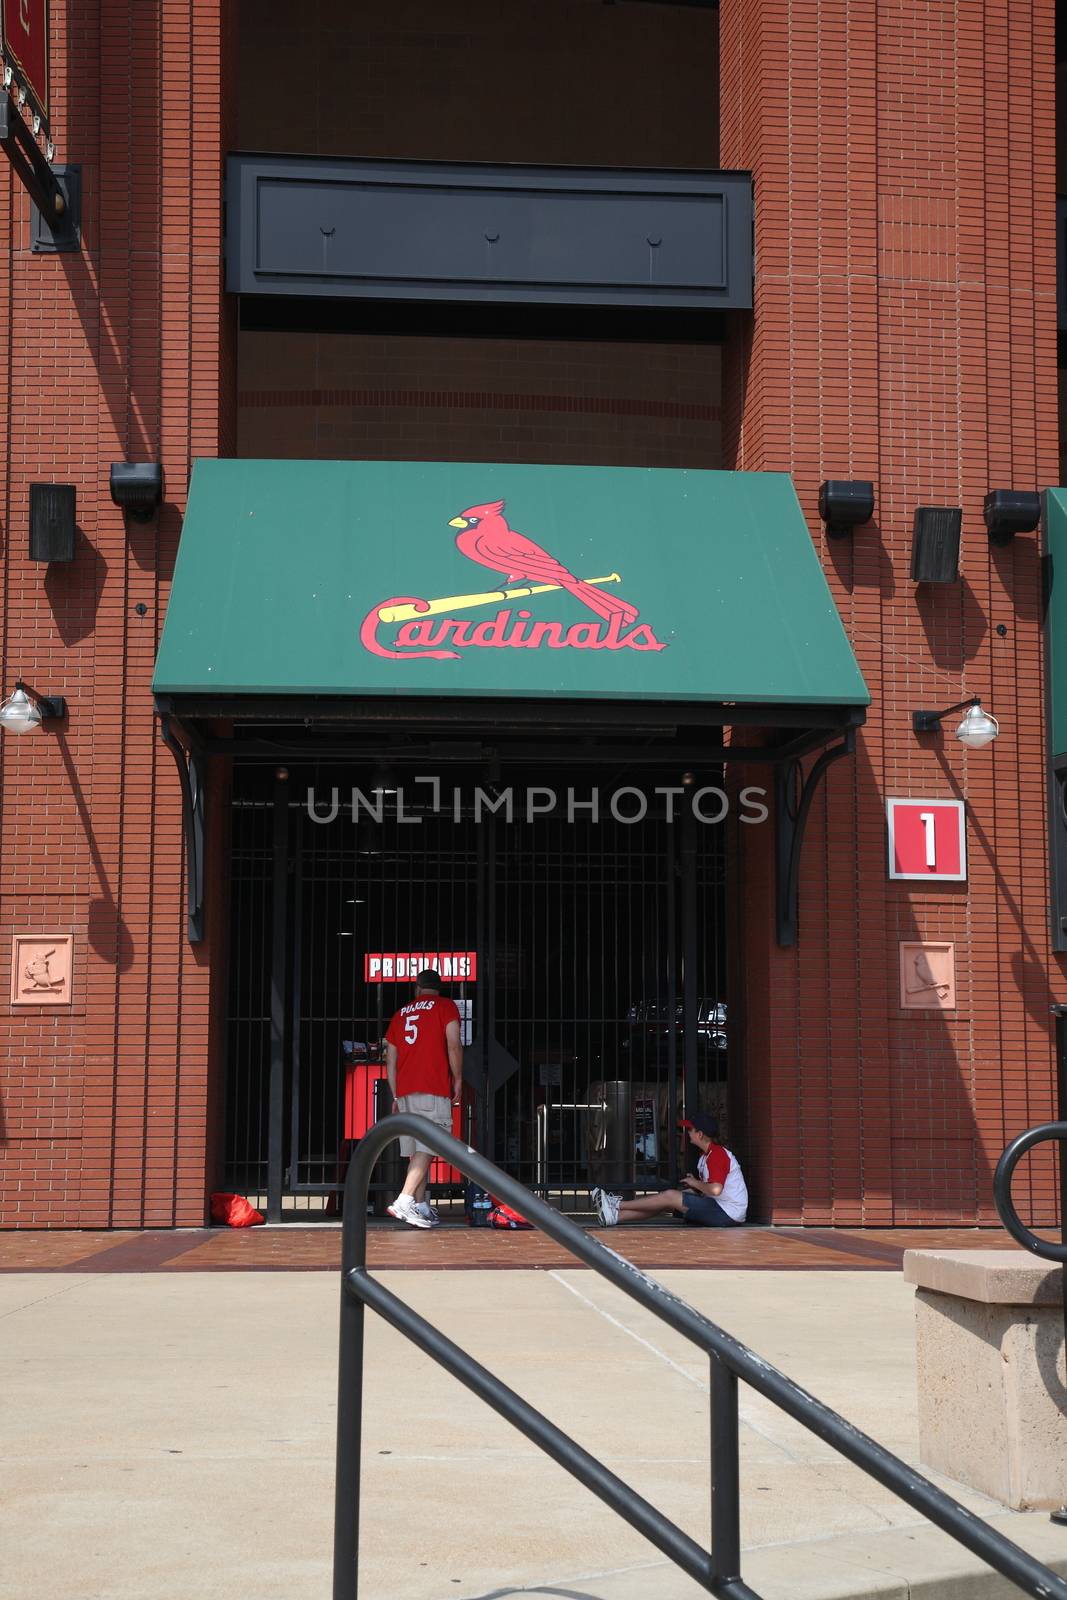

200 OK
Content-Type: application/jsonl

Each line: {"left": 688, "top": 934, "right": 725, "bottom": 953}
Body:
{"left": 361, "top": 603, "right": 666, "bottom": 661}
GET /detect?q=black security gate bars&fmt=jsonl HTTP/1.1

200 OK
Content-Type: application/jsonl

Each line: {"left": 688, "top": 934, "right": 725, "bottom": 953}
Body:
{"left": 164, "top": 692, "right": 865, "bottom": 955}
{"left": 334, "top": 1115, "right": 1067, "bottom": 1600}
{"left": 224, "top": 762, "right": 728, "bottom": 1216}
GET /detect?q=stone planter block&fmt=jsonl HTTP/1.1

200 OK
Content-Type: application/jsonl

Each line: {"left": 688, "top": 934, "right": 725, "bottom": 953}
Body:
{"left": 904, "top": 1249, "right": 1067, "bottom": 1511}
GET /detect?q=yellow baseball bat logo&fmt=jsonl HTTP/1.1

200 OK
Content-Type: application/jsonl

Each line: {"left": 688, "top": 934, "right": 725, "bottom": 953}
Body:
{"left": 377, "top": 574, "right": 624, "bottom": 625}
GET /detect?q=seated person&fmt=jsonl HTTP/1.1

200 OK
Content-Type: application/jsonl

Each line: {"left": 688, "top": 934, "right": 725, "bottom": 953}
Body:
{"left": 592, "top": 1114, "right": 747, "bottom": 1228}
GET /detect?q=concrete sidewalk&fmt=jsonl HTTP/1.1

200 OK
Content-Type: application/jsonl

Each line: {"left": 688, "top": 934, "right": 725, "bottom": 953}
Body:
{"left": 3, "top": 1268, "right": 1065, "bottom": 1599}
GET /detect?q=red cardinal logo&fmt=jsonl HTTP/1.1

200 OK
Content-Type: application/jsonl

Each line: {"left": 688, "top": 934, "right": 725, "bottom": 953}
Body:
{"left": 447, "top": 499, "right": 640, "bottom": 627}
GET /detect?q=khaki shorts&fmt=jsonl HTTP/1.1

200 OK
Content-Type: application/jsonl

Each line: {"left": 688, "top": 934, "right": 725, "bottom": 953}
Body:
{"left": 396, "top": 1093, "right": 453, "bottom": 1157}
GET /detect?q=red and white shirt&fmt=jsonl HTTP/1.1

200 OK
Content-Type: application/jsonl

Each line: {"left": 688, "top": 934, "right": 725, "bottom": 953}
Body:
{"left": 385, "top": 996, "right": 459, "bottom": 1098}
{"left": 698, "top": 1143, "right": 748, "bottom": 1222}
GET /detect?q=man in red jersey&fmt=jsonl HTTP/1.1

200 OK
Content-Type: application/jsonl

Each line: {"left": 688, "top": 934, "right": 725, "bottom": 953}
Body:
{"left": 383, "top": 969, "right": 464, "bottom": 1229}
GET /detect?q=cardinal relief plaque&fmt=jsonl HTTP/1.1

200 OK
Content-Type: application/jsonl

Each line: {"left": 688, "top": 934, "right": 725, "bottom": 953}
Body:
{"left": 10, "top": 934, "right": 73, "bottom": 1007}
{"left": 899, "top": 941, "right": 955, "bottom": 1011}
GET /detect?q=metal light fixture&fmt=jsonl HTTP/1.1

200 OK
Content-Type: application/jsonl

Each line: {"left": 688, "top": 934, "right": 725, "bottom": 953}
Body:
{"left": 983, "top": 490, "right": 1041, "bottom": 547}
{"left": 912, "top": 696, "right": 999, "bottom": 747}
{"left": 109, "top": 462, "right": 163, "bottom": 522}
{"left": 0, "top": 680, "right": 65, "bottom": 733}
{"left": 955, "top": 703, "right": 1000, "bottom": 747}
{"left": 818, "top": 480, "right": 875, "bottom": 539}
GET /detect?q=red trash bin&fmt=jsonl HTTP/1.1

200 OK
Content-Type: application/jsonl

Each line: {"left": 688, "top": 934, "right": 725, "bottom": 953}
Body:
{"left": 343, "top": 1059, "right": 388, "bottom": 1140}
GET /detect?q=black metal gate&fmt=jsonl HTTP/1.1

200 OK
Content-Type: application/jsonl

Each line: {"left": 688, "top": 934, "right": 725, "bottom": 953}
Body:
{"left": 224, "top": 763, "right": 728, "bottom": 1217}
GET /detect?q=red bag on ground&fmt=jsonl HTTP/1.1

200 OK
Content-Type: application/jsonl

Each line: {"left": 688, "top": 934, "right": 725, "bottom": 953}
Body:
{"left": 487, "top": 1201, "right": 533, "bottom": 1230}
{"left": 210, "top": 1192, "right": 264, "bottom": 1227}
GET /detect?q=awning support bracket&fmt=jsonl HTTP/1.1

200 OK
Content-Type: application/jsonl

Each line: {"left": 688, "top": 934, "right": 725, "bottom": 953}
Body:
{"left": 775, "top": 731, "right": 855, "bottom": 948}
{"left": 160, "top": 715, "right": 206, "bottom": 944}
{"left": 0, "top": 96, "right": 73, "bottom": 238}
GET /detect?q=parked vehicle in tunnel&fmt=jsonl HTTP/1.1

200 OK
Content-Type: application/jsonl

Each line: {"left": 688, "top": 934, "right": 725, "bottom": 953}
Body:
{"left": 619, "top": 997, "right": 728, "bottom": 1068}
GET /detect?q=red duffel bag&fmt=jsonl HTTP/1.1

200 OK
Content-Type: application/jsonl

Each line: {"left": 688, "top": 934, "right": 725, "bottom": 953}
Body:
{"left": 487, "top": 1201, "right": 533, "bottom": 1230}
{"left": 210, "top": 1192, "right": 264, "bottom": 1227}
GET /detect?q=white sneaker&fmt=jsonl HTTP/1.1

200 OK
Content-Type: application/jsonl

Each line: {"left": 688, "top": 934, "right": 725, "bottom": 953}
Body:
{"left": 417, "top": 1201, "right": 440, "bottom": 1227}
{"left": 593, "top": 1189, "right": 621, "bottom": 1226}
{"left": 387, "top": 1194, "right": 432, "bottom": 1229}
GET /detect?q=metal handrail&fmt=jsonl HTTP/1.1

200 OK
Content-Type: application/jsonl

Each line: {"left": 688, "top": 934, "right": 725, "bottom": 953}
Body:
{"left": 994, "top": 1122, "right": 1067, "bottom": 1266}
{"left": 992, "top": 1120, "right": 1067, "bottom": 1528}
{"left": 993, "top": 1119, "right": 1067, "bottom": 1373}
{"left": 334, "top": 1115, "right": 1067, "bottom": 1600}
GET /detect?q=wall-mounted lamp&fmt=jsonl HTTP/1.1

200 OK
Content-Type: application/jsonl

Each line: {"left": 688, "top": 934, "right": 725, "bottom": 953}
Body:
{"left": 29, "top": 482, "right": 76, "bottom": 563}
{"left": 109, "top": 462, "right": 163, "bottom": 522}
{"left": 0, "top": 681, "right": 66, "bottom": 733}
{"left": 910, "top": 507, "right": 962, "bottom": 583}
{"left": 818, "top": 480, "right": 875, "bottom": 539}
{"left": 983, "top": 490, "right": 1041, "bottom": 547}
{"left": 911, "top": 696, "right": 999, "bottom": 748}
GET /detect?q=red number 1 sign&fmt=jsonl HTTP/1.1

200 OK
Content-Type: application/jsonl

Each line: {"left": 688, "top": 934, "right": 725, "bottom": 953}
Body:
{"left": 886, "top": 798, "right": 966, "bottom": 882}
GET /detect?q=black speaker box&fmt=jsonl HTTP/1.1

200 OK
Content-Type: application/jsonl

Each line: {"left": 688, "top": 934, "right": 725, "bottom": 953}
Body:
{"left": 29, "top": 483, "right": 76, "bottom": 564}
{"left": 910, "top": 506, "right": 961, "bottom": 583}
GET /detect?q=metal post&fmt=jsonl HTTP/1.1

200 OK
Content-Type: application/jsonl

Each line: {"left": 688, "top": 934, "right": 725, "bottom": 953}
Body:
{"left": 267, "top": 770, "right": 289, "bottom": 1223}
{"left": 681, "top": 802, "right": 699, "bottom": 1126}
{"left": 1052, "top": 1007, "right": 1067, "bottom": 1527}
{"left": 476, "top": 812, "right": 495, "bottom": 1157}
{"left": 334, "top": 1156, "right": 370, "bottom": 1600}
{"left": 1055, "top": 1010, "right": 1067, "bottom": 1335}
{"left": 666, "top": 819, "right": 679, "bottom": 1187}
{"left": 287, "top": 825, "right": 305, "bottom": 1195}
{"left": 710, "top": 1355, "right": 742, "bottom": 1586}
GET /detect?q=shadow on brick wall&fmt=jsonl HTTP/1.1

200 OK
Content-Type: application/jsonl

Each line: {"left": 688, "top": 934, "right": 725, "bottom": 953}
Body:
{"left": 54, "top": 734, "right": 134, "bottom": 974}
{"left": 826, "top": 516, "right": 897, "bottom": 599}
{"left": 990, "top": 534, "right": 1044, "bottom": 629}
{"left": 854, "top": 735, "right": 993, "bottom": 1221}
{"left": 87, "top": 895, "right": 135, "bottom": 974}
{"left": 43, "top": 526, "right": 106, "bottom": 646}
{"left": 57, "top": 0, "right": 162, "bottom": 468}
{"left": 915, "top": 576, "right": 988, "bottom": 669}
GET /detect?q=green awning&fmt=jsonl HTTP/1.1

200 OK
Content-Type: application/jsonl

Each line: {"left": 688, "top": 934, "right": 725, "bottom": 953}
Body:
{"left": 153, "top": 459, "right": 870, "bottom": 708}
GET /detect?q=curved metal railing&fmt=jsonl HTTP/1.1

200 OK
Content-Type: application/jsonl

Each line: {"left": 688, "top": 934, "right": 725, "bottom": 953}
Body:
{"left": 334, "top": 1114, "right": 1067, "bottom": 1600}
{"left": 994, "top": 1121, "right": 1067, "bottom": 1265}
{"left": 994, "top": 1118, "right": 1067, "bottom": 1400}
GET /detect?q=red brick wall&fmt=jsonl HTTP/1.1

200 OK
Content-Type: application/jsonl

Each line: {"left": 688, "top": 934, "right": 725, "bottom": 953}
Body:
{"left": 238, "top": 332, "right": 723, "bottom": 470}
{"left": 237, "top": 0, "right": 719, "bottom": 168}
{"left": 3, "top": 0, "right": 1061, "bottom": 1228}
{"left": 235, "top": 0, "right": 723, "bottom": 472}
{"left": 721, "top": 0, "right": 1063, "bottom": 1223}
{"left": 0, "top": 1, "right": 231, "bottom": 1226}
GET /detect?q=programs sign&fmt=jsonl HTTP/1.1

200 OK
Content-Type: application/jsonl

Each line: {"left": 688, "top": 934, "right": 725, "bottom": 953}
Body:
{"left": 364, "top": 951, "right": 477, "bottom": 983}
{"left": 2, "top": 0, "right": 49, "bottom": 129}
